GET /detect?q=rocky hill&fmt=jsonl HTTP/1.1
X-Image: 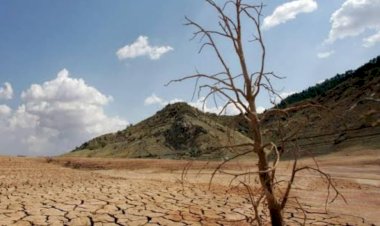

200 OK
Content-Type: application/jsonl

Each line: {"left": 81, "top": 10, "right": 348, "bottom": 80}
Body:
{"left": 67, "top": 56, "right": 380, "bottom": 159}
{"left": 68, "top": 102, "right": 252, "bottom": 159}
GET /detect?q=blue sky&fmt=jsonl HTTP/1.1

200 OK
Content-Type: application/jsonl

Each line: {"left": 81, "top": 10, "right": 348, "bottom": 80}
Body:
{"left": 0, "top": 0, "right": 379, "bottom": 155}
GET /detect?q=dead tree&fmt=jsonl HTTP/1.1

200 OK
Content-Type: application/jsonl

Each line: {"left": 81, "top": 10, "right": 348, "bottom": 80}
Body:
{"left": 167, "top": 0, "right": 344, "bottom": 225}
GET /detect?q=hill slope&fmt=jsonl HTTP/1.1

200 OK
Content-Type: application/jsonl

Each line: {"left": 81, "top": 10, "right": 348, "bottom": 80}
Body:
{"left": 261, "top": 56, "right": 380, "bottom": 155}
{"left": 67, "top": 103, "right": 252, "bottom": 159}
{"left": 278, "top": 56, "right": 380, "bottom": 109}
{"left": 68, "top": 56, "right": 380, "bottom": 159}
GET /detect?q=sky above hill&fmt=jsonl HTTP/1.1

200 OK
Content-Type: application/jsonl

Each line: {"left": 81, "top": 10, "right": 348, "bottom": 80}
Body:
{"left": 0, "top": 0, "right": 379, "bottom": 156}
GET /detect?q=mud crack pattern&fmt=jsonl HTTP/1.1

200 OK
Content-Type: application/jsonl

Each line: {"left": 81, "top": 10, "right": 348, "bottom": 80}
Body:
{"left": 0, "top": 157, "right": 375, "bottom": 226}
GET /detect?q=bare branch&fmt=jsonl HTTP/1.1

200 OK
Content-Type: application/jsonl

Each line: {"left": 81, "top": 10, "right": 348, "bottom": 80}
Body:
{"left": 240, "top": 181, "right": 264, "bottom": 226}
{"left": 294, "top": 166, "right": 347, "bottom": 208}
{"left": 167, "top": 1, "right": 344, "bottom": 225}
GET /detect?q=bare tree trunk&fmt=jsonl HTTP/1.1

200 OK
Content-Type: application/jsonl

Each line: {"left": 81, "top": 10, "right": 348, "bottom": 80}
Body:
{"left": 269, "top": 207, "right": 283, "bottom": 226}
{"left": 167, "top": 1, "right": 344, "bottom": 225}
{"left": 252, "top": 113, "right": 284, "bottom": 226}
{"left": 259, "top": 165, "right": 283, "bottom": 225}
{"left": 257, "top": 149, "right": 283, "bottom": 226}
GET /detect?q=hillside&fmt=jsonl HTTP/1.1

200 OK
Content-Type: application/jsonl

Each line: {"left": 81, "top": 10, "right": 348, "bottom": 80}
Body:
{"left": 260, "top": 56, "right": 380, "bottom": 155}
{"left": 68, "top": 56, "right": 380, "bottom": 159}
{"left": 68, "top": 102, "right": 252, "bottom": 159}
{"left": 278, "top": 56, "right": 380, "bottom": 108}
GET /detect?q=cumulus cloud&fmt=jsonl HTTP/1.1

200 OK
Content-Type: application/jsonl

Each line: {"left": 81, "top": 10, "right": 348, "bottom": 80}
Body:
{"left": 262, "top": 0, "right": 317, "bottom": 30}
{"left": 0, "top": 82, "right": 13, "bottom": 100}
{"left": 256, "top": 106, "right": 266, "bottom": 114}
{"left": 317, "top": 50, "right": 335, "bottom": 59}
{"left": 363, "top": 30, "right": 380, "bottom": 47}
{"left": 21, "top": 69, "right": 112, "bottom": 105}
{"left": 188, "top": 97, "right": 246, "bottom": 115}
{"left": 144, "top": 94, "right": 183, "bottom": 107}
{"left": 0, "top": 69, "right": 127, "bottom": 156}
{"left": 8, "top": 105, "right": 39, "bottom": 129}
{"left": 317, "top": 79, "right": 327, "bottom": 84}
{"left": 280, "top": 91, "right": 296, "bottom": 99}
{"left": 326, "top": 0, "right": 380, "bottom": 46}
{"left": 0, "top": 105, "right": 11, "bottom": 116}
{"left": 144, "top": 93, "right": 166, "bottom": 106}
{"left": 144, "top": 94, "right": 247, "bottom": 115}
{"left": 116, "top": 36, "right": 173, "bottom": 60}
{"left": 274, "top": 91, "right": 296, "bottom": 104}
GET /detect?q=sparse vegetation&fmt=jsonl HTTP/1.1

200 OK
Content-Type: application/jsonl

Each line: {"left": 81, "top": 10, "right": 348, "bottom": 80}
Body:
{"left": 70, "top": 50, "right": 380, "bottom": 162}
{"left": 68, "top": 102, "right": 253, "bottom": 159}
{"left": 278, "top": 56, "right": 380, "bottom": 108}
{"left": 69, "top": 57, "right": 380, "bottom": 160}
{"left": 189, "top": 147, "right": 201, "bottom": 158}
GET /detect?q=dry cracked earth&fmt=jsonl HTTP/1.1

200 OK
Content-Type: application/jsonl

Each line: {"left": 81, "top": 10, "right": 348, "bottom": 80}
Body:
{"left": 0, "top": 154, "right": 379, "bottom": 226}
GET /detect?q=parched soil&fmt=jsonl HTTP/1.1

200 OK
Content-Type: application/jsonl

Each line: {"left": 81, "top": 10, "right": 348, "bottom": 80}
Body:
{"left": 0, "top": 151, "right": 379, "bottom": 226}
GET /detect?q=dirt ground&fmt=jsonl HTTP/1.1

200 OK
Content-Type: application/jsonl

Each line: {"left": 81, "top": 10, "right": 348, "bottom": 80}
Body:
{"left": 0, "top": 148, "right": 379, "bottom": 225}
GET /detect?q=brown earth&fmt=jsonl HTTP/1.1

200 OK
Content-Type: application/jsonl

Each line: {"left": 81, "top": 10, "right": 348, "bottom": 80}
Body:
{"left": 0, "top": 149, "right": 379, "bottom": 226}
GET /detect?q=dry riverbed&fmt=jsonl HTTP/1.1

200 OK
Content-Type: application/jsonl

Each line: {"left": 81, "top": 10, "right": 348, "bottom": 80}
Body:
{"left": 0, "top": 149, "right": 379, "bottom": 225}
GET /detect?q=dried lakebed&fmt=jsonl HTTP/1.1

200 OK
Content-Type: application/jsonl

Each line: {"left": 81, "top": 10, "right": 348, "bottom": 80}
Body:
{"left": 0, "top": 156, "right": 378, "bottom": 225}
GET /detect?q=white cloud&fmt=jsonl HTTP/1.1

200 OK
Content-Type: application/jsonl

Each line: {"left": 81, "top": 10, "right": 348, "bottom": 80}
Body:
{"left": 0, "top": 105, "right": 11, "bottom": 116}
{"left": 0, "top": 82, "right": 13, "bottom": 100}
{"left": 8, "top": 105, "right": 39, "bottom": 129}
{"left": 168, "top": 98, "right": 183, "bottom": 104}
{"left": 144, "top": 93, "right": 166, "bottom": 106}
{"left": 280, "top": 91, "right": 296, "bottom": 99}
{"left": 144, "top": 93, "right": 183, "bottom": 107}
{"left": 144, "top": 94, "right": 245, "bottom": 115}
{"left": 256, "top": 106, "right": 266, "bottom": 114}
{"left": 21, "top": 69, "right": 111, "bottom": 106}
{"left": 326, "top": 0, "right": 380, "bottom": 45}
{"left": 262, "top": 0, "right": 317, "bottom": 30}
{"left": 0, "top": 69, "right": 128, "bottom": 156}
{"left": 274, "top": 91, "right": 296, "bottom": 104}
{"left": 116, "top": 36, "right": 173, "bottom": 60}
{"left": 317, "top": 78, "right": 327, "bottom": 84}
{"left": 363, "top": 30, "right": 380, "bottom": 47}
{"left": 317, "top": 50, "right": 334, "bottom": 59}
{"left": 188, "top": 97, "right": 246, "bottom": 115}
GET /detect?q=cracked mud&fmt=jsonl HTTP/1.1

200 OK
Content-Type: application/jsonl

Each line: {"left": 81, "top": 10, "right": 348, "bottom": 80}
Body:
{"left": 0, "top": 156, "right": 378, "bottom": 225}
